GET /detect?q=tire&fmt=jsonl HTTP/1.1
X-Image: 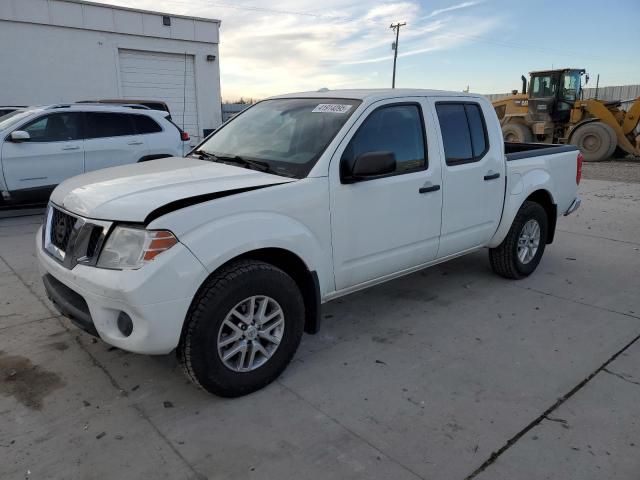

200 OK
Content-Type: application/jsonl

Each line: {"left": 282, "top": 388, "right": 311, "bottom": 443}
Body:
{"left": 502, "top": 123, "right": 533, "bottom": 143}
{"left": 489, "top": 201, "right": 548, "bottom": 280}
{"left": 570, "top": 122, "right": 616, "bottom": 162}
{"left": 178, "top": 260, "right": 305, "bottom": 397}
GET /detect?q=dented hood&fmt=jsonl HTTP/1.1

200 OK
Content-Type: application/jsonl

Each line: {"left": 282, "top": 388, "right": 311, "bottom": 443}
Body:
{"left": 51, "top": 157, "right": 294, "bottom": 222}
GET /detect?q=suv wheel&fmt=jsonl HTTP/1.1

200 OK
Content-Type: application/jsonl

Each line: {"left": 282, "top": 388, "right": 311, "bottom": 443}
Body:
{"left": 489, "top": 201, "right": 548, "bottom": 279}
{"left": 178, "top": 260, "right": 304, "bottom": 397}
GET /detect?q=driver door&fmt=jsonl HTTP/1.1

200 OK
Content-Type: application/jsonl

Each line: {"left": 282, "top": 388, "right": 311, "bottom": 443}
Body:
{"left": 329, "top": 99, "right": 443, "bottom": 291}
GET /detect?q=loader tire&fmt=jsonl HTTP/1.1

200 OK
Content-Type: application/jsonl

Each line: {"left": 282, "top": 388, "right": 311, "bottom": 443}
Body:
{"left": 570, "top": 122, "right": 616, "bottom": 162}
{"left": 502, "top": 123, "right": 533, "bottom": 143}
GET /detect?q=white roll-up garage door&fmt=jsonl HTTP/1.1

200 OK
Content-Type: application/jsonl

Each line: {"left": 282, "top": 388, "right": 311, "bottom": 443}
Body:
{"left": 118, "top": 49, "right": 199, "bottom": 141}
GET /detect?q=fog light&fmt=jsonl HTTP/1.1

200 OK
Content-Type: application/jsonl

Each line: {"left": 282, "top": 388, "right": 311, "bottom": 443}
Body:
{"left": 117, "top": 312, "right": 133, "bottom": 337}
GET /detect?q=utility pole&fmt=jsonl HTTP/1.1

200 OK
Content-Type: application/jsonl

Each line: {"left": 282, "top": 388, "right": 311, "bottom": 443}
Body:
{"left": 390, "top": 22, "right": 406, "bottom": 88}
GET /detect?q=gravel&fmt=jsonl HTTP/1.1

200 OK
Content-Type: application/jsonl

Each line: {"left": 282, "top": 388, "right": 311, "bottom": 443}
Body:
{"left": 582, "top": 157, "right": 640, "bottom": 183}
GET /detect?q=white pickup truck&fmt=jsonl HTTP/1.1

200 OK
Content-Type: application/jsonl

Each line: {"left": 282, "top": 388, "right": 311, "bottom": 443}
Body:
{"left": 37, "top": 89, "right": 582, "bottom": 397}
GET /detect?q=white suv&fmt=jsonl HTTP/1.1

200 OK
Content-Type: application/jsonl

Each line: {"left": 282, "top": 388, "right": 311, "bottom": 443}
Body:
{"left": 0, "top": 104, "right": 189, "bottom": 205}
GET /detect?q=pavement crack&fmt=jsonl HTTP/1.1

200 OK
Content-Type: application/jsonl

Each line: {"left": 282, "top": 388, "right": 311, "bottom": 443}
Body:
{"left": 603, "top": 368, "right": 640, "bottom": 386}
{"left": 463, "top": 331, "right": 640, "bottom": 480}
{"left": 508, "top": 284, "right": 640, "bottom": 321}
{"left": 556, "top": 229, "right": 640, "bottom": 247}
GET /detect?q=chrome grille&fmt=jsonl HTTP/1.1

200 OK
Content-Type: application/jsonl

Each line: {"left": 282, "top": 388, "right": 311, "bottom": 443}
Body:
{"left": 43, "top": 205, "right": 112, "bottom": 269}
{"left": 49, "top": 208, "right": 76, "bottom": 252}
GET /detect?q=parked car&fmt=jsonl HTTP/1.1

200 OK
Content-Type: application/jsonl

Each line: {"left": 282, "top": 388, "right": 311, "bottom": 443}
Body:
{"left": 0, "top": 104, "right": 189, "bottom": 205}
{"left": 38, "top": 89, "right": 581, "bottom": 397}
{"left": 0, "top": 106, "right": 26, "bottom": 118}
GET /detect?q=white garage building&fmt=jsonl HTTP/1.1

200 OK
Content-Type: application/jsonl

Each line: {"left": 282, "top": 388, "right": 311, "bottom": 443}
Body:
{"left": 0, "top": 0, "right": 222, "bottom": 142}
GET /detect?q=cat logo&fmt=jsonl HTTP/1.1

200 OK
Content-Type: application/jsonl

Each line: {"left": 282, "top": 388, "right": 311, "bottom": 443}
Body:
{"left": 514, "top": 100, "right": 529, "bottom": 107}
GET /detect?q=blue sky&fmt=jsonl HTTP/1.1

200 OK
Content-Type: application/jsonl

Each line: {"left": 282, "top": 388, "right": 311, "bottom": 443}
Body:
{"left": 98, "top": 0, "right": 639, "bottom": 101}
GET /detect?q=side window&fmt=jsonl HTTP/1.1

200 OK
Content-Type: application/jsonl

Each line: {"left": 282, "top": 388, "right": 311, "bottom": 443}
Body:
{"left": 342, "top": 104, "right": 426, "bottom": 175}
{"left": 133, "top": 115, "right": 162, "bottom": 134}
{"left": 20, "top": 113, "right": 83, "bottom": 142}
{"left": 465, "top": 104, "right": 487, "bottom": 157}
{"left": 86, "top": 113, "right": 136, "bottom": 139}
{"left": 435, "top": 102, "right": 488, "bottom": 165}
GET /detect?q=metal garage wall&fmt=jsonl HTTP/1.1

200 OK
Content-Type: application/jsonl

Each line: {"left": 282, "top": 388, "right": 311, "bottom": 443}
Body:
{"left": 118, "top": 49, "right": 200, "bottom": 141}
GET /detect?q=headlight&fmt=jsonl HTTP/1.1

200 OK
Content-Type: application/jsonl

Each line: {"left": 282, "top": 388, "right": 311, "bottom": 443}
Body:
{"left": 97, "top": 226, "right": 178, "bottom": 270}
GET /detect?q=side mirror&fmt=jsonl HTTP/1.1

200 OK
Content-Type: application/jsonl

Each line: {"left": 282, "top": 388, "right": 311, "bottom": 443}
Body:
{"left": 342, "top": 151, "right": 396, "bottom": 182}
{"left": 10, "top": 131, "right": 30, "bottom": 142}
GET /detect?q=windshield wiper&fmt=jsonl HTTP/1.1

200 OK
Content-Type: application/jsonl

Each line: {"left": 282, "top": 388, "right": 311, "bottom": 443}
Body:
{"left": 191, "top": 150, "right": 295, "bottom": 178}
{"left": 191, "top": 149, "right": 217, "bottom": 161}
{"left": 212, "top": 154, "right": 271, "bottom": 173}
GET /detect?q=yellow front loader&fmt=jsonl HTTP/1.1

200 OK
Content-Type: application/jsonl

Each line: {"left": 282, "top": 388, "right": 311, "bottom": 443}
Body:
{"left": 492, "top": 68, "right": 640, "bottom": 161}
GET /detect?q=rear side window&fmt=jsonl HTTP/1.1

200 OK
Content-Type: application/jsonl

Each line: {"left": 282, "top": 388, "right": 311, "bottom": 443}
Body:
{"left": 436, "top": 102, "right": 489, "bottom": 165}
{"left": 86, "top": 113, "right": 136, "bottom": 139}
{"left": 133, "top": 115, "right": 162, "bottom": 134}
{"left": 20, "top": 113, "right": 83, "bottom": 142}
{"left": 342, "top": 104, "right": 426, "bottom": 175}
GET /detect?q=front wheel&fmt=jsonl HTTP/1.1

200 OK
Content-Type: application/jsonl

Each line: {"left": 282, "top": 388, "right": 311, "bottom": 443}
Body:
{"left": 489, "top": 201, "right": 548, "bottom": 279}
{"left": 178, "top": 260, "right": 304, "bottom": 397}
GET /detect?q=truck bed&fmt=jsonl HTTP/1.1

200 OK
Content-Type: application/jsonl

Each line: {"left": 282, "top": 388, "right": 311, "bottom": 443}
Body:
{"left": 505, "top": 142, "right": 579, "bottom": 161}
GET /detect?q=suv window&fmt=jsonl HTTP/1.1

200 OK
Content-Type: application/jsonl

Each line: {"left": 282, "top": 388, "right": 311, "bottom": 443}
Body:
{"left": 435, "top": 103, "right": 488, "bottom": 165}
{"left": 342, "top": 104, "right": 426, "bottom": 175}
{"left": 20, "top": 113, "right": 83, "bottom": 142}
{"left": 133, "top": 115, "right": 162, "bottom": 134}
{"left": 86, "top": 113, "right": 136, "bottom": 139}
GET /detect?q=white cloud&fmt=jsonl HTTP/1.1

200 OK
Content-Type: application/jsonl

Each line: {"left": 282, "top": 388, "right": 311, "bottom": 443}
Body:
{"left": 425, "top": 1, "right": 482, "bottom": 18}
{"left": 87, "top": 1, "right": 496, "bottom": 100}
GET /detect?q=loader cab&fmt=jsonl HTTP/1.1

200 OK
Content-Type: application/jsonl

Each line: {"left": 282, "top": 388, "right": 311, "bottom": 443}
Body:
{"left": 528, "top": 68, "right": 584, "bottom": 123}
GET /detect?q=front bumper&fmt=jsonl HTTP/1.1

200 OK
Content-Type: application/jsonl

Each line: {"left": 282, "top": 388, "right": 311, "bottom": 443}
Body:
{"left": 564, "top": 196, "right": 581, "bottom": 216}
{"left": 37, "top": 227, "right": 208, "bottom": 354}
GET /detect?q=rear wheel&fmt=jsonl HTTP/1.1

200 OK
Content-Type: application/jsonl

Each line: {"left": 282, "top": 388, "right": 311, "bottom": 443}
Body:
{"left": 489, "top": 201, "right": 548, "bottom": 279}
{"left": 570, "top": 122, "right": 616, "bottom": 161}
{"left": 502, "top": 123, "right": 533, "bottom": 143}
{"left": 178, "top": 260, "right": 304, "bottom": 397}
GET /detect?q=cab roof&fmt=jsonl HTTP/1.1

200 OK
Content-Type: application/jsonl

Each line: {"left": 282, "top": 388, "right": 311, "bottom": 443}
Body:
{"left": 270, "top": 88, "right": 483, "bottom": 102}
{"left": 529, "top": 68, "right": 586, "bottom": 75}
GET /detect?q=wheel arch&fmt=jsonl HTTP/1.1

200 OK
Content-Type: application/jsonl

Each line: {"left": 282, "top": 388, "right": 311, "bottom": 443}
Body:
{"left": 525, "top": 189, "right": 557, "bottom": 244}
{"left": 187, "top": 247, "right": 322, "bottom": 337}
{"left": 138, "top": 154, "right": 173, "bottom": 162}
{"left": 489, "top": 180, "right": 557, "bottom": 248}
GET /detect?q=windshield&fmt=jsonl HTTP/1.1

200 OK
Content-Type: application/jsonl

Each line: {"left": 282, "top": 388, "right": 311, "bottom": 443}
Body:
{"left": 560, "top": 71, "right": 581, "bottom": 101}
{"left": 530, "top": 74, "right": 558, "bottom": 98}
{"left": 195, "top": 98, "right": 361, "bottom": 178}
{"left": 0, "top": 109, "right": 35, "bottom": 131}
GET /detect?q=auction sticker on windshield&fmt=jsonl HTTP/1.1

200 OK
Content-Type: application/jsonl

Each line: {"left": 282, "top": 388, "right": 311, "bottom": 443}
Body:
{"left": 312, "top": 104, "right": 353, "bottom": 113}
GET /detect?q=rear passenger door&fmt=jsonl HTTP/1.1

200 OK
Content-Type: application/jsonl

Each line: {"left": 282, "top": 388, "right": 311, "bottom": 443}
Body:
{"left": 430, "top": 98, "right": 505, "bottom": 258}
{"left": 84, "top": 112, "right": 146, "bottom": 171}
{"left": 131, "top": 114, "right": 176, "bottom": 158}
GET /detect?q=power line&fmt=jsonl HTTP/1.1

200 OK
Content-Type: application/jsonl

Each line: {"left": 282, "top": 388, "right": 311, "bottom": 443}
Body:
{"left": 390, "top": 22, "right": 406, "bottom": 88}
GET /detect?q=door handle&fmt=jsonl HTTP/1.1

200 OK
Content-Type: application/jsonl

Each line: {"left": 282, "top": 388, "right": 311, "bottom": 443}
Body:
{"left": 127, "top": 141, "right": 144, "bottom": 146}
{"left": 419, "top": 184, "right": 441, "bottom": 194}
{"left": 62, "top": 145, "right": 80, "bottom": 151}
{"left": 484, "top": 172, "right": 501, "bottom": 181}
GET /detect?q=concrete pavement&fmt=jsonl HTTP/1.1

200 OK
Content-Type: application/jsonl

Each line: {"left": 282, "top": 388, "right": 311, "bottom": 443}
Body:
{"left": 1, "top": 178, "right": 638, "bottom": 480}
